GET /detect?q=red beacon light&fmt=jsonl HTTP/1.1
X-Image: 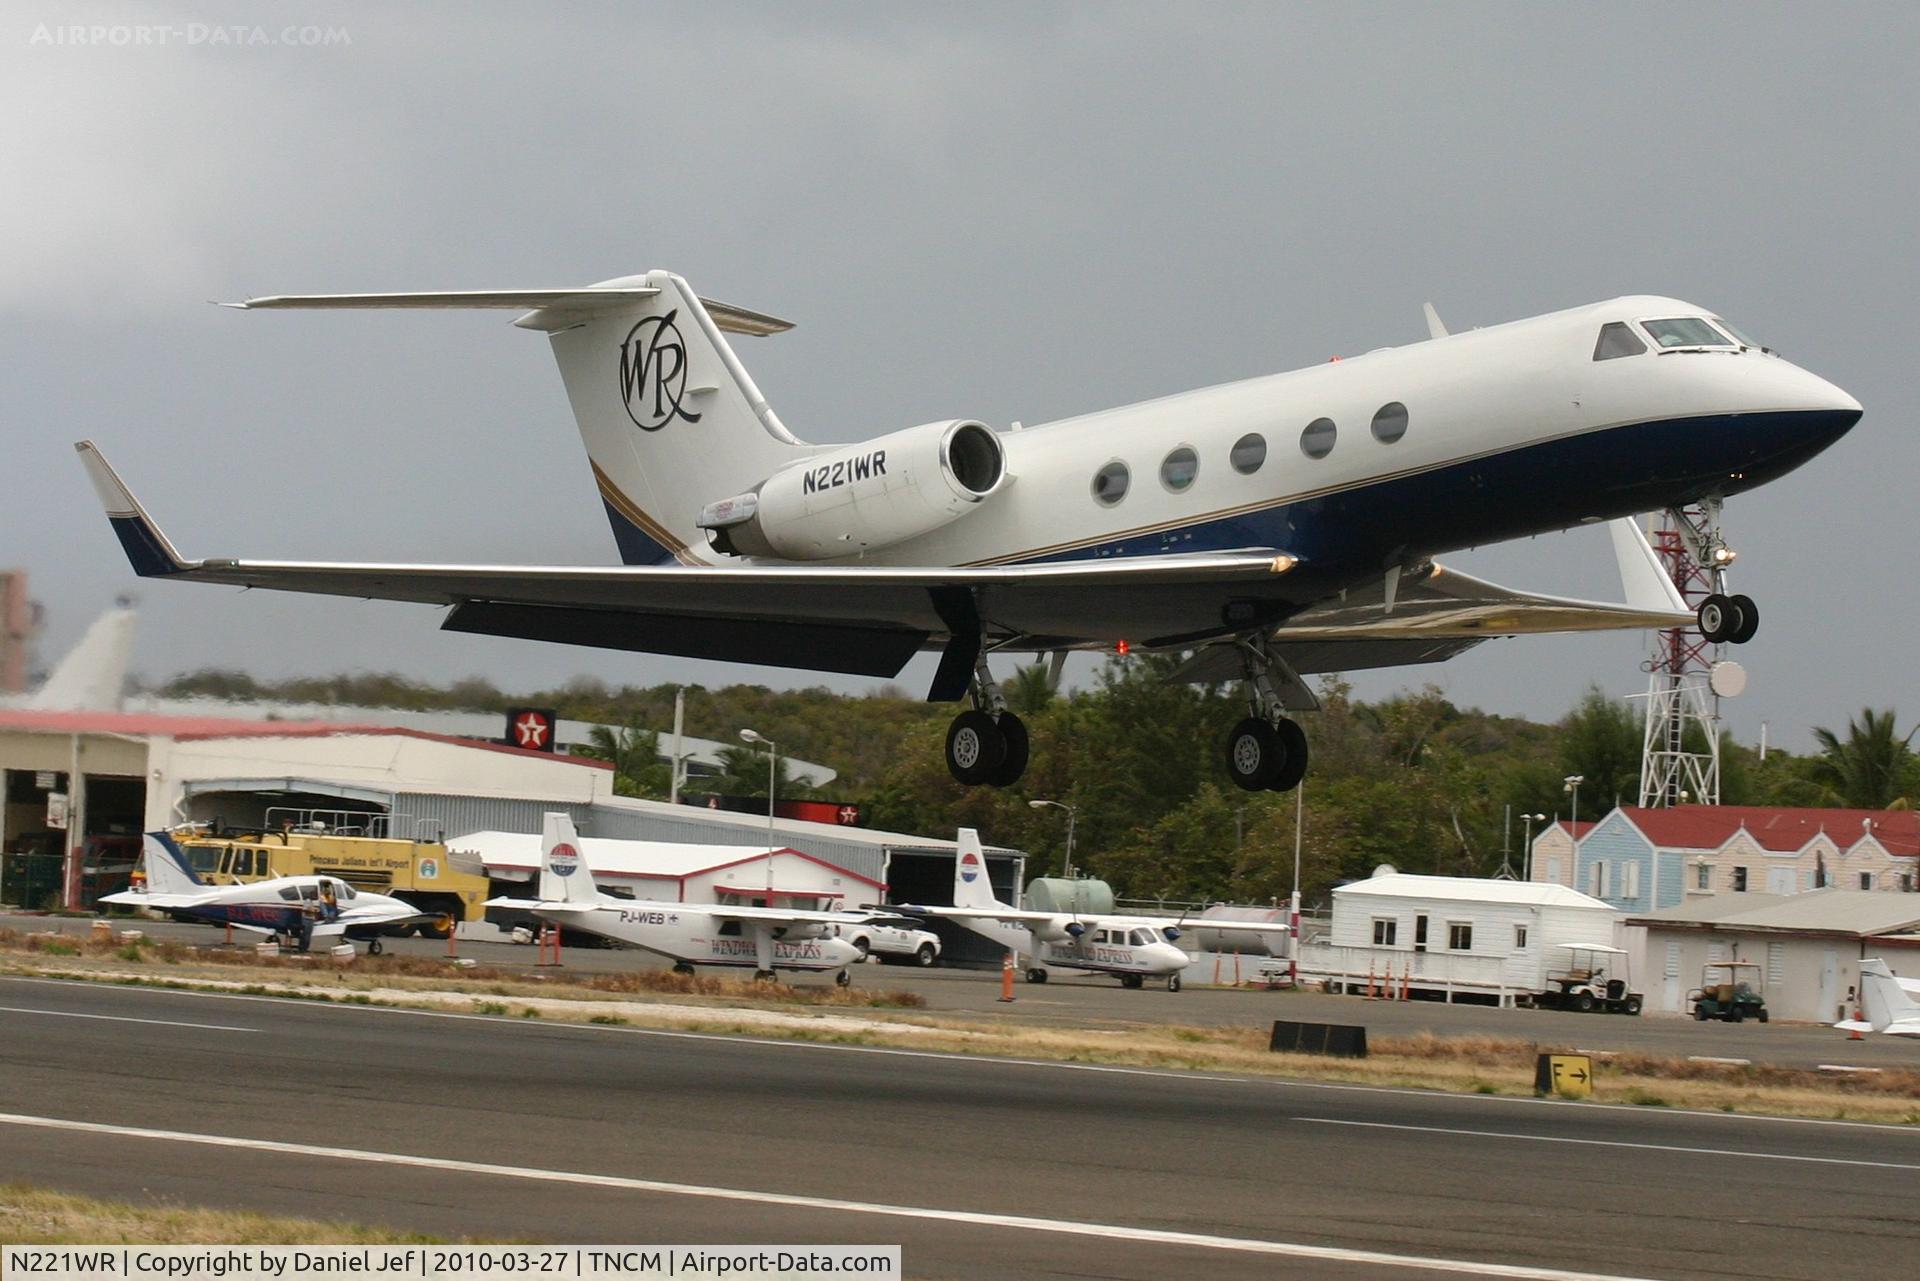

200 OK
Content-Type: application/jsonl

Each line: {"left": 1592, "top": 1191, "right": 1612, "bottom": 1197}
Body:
{"left": 1116, "top": 639, "right": 1131, "bottom": 655}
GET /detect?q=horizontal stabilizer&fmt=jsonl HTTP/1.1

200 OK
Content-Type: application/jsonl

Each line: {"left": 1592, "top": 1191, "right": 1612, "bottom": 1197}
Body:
{"left": 220, "top": 288, "right": 794, "bottom": 336}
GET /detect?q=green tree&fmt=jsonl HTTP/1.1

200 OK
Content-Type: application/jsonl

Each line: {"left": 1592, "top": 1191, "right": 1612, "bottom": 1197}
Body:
{"left": 1557, "top": 686, "right": 1642, "bottom": 817}
{"left": 1807, "top": 708, "right": 1919, "bottom": 809}
{"left": 572, "top": 723, "right": 672, "bottom": 799}
{"left": 710, "top": 744, "right": 819, "bottom": 801}
{"left": 1004, "top": 662, "right": 1059, "bottom": 715}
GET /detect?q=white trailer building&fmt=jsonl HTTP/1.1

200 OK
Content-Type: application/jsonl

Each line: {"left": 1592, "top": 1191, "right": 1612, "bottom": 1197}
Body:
{"left": 1304, "top": 869, "right": 1621, "bottom": 1003}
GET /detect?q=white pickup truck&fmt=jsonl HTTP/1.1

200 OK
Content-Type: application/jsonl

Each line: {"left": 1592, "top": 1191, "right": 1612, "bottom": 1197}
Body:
{"left": 839, "top": 913, "right": 941, "bottom": 966}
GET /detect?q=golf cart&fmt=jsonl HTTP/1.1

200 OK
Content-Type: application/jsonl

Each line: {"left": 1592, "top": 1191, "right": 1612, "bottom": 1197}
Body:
{"left": 1689, "top": 961, "right": 1769, "bottom": 1023}
{"left": 1534, "top": 944, "right": 1644, "bottom": 1015}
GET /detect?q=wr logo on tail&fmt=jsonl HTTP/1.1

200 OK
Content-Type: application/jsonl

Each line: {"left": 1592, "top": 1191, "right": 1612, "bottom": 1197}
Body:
{"left": 618, "top": 310, "right": 701, "bottom": 431}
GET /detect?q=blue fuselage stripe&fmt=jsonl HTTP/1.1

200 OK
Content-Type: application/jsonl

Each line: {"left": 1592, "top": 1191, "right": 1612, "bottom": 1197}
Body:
{"left": 1025, "top": 408, "right": 1856, "bottom": 576}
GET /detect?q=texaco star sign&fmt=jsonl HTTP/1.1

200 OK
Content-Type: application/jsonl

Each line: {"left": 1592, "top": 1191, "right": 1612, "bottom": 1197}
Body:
{"left": 514, "top": 712, "right": 551, "bottom": 749}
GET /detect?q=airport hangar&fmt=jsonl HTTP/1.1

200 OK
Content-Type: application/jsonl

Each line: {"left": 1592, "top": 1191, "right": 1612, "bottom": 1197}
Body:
{"left": 0, "top": 708, "right": 1025, "bottom": 951}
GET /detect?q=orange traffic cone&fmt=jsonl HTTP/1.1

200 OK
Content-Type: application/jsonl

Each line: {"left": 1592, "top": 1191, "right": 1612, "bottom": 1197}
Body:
{"left": 1849, "top": 995, "right": 1866, "bottom": 1041}
{"left": 998, "top": 951, "right": 1016, "bottom": 1003}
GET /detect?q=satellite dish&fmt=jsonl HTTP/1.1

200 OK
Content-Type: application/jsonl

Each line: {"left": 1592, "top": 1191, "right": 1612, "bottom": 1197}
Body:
{"left": 1709, "top": 660, "right": 1748, "bottom": 698}
{"left": 1371, "top": 863, "right": 1399, "bottom": 878}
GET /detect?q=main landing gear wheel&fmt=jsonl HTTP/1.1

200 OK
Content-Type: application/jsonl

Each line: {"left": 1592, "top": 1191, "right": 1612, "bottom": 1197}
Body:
{"left": 1120, "top": 973, "right": 1145, "bottom": 990}
{"left": 1270, "top": 719, "right": 1309, "bottom": 793}
{"left": 1025, "top": 967, "right": 1048, "bottom": 984}
{"left": 945, "top": 709, "right": 1006, "bottom": 786}
{"left": 754, "top": 969, "right": 776, "bottom": 982}
{"left": 366, "top": 938, "right": 383, "bottom": 957}
{"left": 1226, "top": 717, "right": 1308, "bottom": 792}
{"left": 987, "top": 712, "right": 1029, "bottom": 787}
{"left": 672, "top": 962, "right": 695, "bottom": 976}
{"left": 1226, "top": 717, "right": 1283, "bottom": 791}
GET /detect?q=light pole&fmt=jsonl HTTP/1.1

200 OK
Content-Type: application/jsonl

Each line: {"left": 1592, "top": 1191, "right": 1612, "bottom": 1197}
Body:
{"left": 1521, "top": 812, "right": 1547, "bottom": 881}
{"left": 1563, "top": 775, "right": 1585, "bottom": 886}
{"left": 1027, "top": 799, "right": 1077, "bottom": 878}
{"left": 739, "top": 728, "right": 778, "bottom": 895}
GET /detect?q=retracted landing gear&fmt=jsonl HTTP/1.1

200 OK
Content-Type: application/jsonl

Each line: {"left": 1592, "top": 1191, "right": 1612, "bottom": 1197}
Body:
{"left": 1225, "top": 637, "right": 1311, "bottom": 793}
{"left": 944, "top": 658, "right": 1029, "bottom": 787}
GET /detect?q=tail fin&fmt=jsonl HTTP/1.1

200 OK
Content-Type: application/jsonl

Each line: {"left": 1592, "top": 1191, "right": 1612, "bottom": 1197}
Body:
{"left": 542, "top": 272, "right": 809, "bottom": 566}
{"left": 537, "top": 812, "right": 602, "bottom": 905}
{"left": 219, "top": 272, "right": 806, "bottom": 567}
{"left": 141, "top": 832, "right": 204, "bottom": 895}
{"left": 1858, "top": 958, "right": 1919, "bottom": 1031}
{"left": 953, "top": 828, "right": 1000, "bottom": 909}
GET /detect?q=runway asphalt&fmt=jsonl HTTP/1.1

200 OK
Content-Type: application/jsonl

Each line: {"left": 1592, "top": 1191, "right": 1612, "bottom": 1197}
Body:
{"left": 10, "top": 911, "right": 1918, "bottom": 1070}
{"left": 1, "top": 975, "right": 1916, "bottom": 1280}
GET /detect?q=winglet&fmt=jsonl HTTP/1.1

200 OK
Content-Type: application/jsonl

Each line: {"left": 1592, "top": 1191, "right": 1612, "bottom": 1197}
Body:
{"left": 1609, "top": 517, "right": 1690, "bottom": 615}
{"left": 74, "top": 441, "right": 193, "bottom": 577}
{"left": 1423, "top": 302, "right": 1449, "bottom": 340}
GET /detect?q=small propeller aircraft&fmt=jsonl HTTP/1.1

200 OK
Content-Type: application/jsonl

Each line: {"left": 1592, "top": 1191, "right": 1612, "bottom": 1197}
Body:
{"left": 484, "top": 813, "right": 866, "bottom": 983}
{"left": 1834, "top": 958, "right": 1920, "bottom": 1037}
{"left": 902, "top": 829, "right": 1285, "bottom": 991}
{"left": 100, "top": 831, "right": 447, "bottom": 954}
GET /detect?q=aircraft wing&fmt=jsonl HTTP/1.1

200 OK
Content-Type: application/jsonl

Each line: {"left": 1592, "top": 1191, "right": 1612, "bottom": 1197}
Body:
{"left": 78, "top": 441, "right": 1304, "bottom": 681}
{"left": 1167, "top": 519, "right": 1693, "bottom": 688}
{"left": 482, "top": 896, "right": 600, "bottom": 914}
{"left": 697, "top": 904, "right": 867, "bottom": 926}
{"left": 97, "top": 890, "right": 208, "bottom": 910}
{"left": 902, "top": 905, "right": 1060, "bottom": 927}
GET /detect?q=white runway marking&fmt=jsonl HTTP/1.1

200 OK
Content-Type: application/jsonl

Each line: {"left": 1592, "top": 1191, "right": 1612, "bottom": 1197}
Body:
{"left": 0, "top": 1110, "right": 1664, "bottom": 1281}
{"left": 1299, "top": 1117, "right": 1920, "bottom": 1171}
{"left": 0, "top": 1004, "right": 255, "bottom": 1033}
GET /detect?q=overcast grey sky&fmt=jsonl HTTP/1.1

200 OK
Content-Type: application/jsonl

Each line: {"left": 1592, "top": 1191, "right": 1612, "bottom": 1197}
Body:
{"left": 4, "top": 2, "right": 1914, "bottom": 750}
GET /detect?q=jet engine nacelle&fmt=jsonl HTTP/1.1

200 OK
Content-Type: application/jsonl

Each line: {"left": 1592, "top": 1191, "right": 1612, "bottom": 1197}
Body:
{"left": 699, "top": 419, "right": 1006, "bottom": 559}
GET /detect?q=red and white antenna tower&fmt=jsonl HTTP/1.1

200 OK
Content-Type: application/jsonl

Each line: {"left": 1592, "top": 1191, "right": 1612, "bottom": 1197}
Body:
{"left": 1638, "top": 499, "right": 1749, "bottom": 808}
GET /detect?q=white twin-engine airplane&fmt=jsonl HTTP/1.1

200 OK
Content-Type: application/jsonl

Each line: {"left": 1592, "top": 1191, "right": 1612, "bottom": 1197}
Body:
{"left": 903, "top": 829, "right": 1283, "bottom": 992}
{"left": 483, "top": 813, "right": 866, "bottom": 983}
{"left": 100, "top": 831, "right": 445, "bottom": 954}
{"left": 75, "top": 271, "right": 1860, "bottom": 792}
{"left": 1834, "top": 959, "right": 1920, "bottom": 1037}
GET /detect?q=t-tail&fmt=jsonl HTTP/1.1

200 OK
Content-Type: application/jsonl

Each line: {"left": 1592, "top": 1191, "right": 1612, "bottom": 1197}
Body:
{"left": 536, "top": 812, "right": 603, "bottom": 905}
{"left": 217, "top": 272, "right": 808, "bottom": 567}
{"left": 953, "top": 827, "right": 1001, "bottom": 910}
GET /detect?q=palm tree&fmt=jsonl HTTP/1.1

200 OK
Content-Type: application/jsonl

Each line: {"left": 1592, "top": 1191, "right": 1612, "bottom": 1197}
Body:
{"left": 575, "top": 723, "right": 672, "bottom": 799}
{"left": 1807, "top": 708, "right": 1918, "bottom": 809}
{"left": 1005, "top": 661, "right": 1059, "bottom": 714}
{"left": 711, "top": 744, "right": 816, "bottom": 800}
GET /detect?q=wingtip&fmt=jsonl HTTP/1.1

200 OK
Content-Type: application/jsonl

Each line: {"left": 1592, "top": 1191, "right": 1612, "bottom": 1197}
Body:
{"left": 73, "top": 442, "right": 191, "bottom": 576}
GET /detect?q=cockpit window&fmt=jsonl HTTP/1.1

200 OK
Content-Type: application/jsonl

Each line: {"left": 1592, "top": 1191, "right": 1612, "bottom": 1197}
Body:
{"left": 1711, "top": 316, "right": 1761, "bottom": 348}
{"left": 1643, "top": 317, "right": 1737, "bottom": 350}
{"left": 1593, "top": 322, "right": 1647, "bottom": 361}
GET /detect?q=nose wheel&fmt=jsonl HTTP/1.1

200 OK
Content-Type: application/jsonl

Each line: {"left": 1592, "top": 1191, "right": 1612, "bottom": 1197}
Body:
{"left": 1697, "top": 593, "right": 1759, "bottom": 645}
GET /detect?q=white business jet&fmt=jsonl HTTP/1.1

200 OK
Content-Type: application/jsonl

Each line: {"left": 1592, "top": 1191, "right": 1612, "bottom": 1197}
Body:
{"left": 1834, "top": 958, "right": 1920, "bottom": 1037}
{"left": 484, "top": 813, "right": 865, "bottom": 983}
{"left": 902, "top": 829, "right": 1283, "bottom": 992}
{"left": 76, "top": 272, "right": 1859, "bottom": 794}
{"left": 100, "top": 831, "right": 442, "bottom": 954}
